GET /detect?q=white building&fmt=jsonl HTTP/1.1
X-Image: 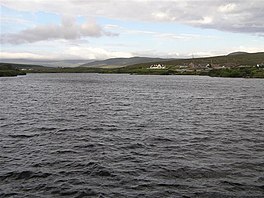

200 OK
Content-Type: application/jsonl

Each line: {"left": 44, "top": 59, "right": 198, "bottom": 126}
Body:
{"left": 149, "top": 64, "right": 165, "bottom": 69}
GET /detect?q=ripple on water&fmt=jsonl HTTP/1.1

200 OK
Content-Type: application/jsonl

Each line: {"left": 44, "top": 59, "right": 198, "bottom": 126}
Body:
{"left": 0, "top": 74, "right": 264, "bottom": 197}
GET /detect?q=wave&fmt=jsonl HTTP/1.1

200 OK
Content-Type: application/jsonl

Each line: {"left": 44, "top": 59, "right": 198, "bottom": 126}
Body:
{"left": 1, "top": 170, "right": 52, "bottom": 180}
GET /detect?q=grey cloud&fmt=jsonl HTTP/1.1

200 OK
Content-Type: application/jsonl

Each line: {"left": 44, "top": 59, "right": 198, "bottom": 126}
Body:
{"left": 2, "top": 16, "right": 118, "bottom": 44}
{"left": 146, "top": 1, "right": 264, "bottom": 34}
{"left": 183, "top": 1, "right": 264, "bottom": 34}
{"left": 1, "top": 0, "right": 264, "bottom": 35}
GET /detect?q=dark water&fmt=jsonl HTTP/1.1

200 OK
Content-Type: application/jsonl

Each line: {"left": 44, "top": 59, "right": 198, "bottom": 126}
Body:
{"left": 0, "top": 73, "right": 263, "bottom": 198}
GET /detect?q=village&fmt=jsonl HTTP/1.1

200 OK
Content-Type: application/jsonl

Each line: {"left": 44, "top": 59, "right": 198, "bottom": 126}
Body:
{"left": 149, "top": 61, "right": 264, "bottom": 73}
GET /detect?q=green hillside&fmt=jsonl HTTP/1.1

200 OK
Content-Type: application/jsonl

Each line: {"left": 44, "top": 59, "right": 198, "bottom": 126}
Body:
{"left": 123, "top": 52, "right": 264, "bottom": 69}
{"left": 0, "top": 62, "right": 46, "bottom": 69}
{"left": 0, "top": 63, "right": 27, "bottom": 77}
{"left": 104, "top": 52, "right": 263, "bottom": 77}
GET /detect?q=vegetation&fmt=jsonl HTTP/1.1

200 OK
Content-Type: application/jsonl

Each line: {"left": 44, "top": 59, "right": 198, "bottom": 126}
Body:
{"left": 0, "top": 63, "right": 26, "bottom": 77}
{"left": 208, "top": 67, "right": 264, "bottom": 78}
{"left": 26, "top": 65, "right": 264, "bottom": 78}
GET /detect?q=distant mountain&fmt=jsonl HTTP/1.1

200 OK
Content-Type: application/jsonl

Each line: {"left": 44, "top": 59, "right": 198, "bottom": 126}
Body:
{"left": 80, "top": 57, "right": 173, "bottom": 68}
{"left": 228, "top": 51, "right": 249, "bottom": 56}
{"left": 0, "top": 59, "right": 94, "bottom": 67}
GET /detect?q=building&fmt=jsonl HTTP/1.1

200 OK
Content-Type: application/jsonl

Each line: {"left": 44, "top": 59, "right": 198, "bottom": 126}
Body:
{"left": 256, "top": 63, "right": 264, "bottom": 68}
{"left": 149, "top": 64, "right": 166, "bottom": 69}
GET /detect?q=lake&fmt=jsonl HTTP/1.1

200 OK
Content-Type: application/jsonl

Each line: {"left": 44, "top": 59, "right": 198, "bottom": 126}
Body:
{"left": 0, "top": 73, "right": 263, "bottom": 197}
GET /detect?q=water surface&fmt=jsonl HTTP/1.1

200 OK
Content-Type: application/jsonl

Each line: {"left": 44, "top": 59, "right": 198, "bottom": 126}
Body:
{"left": 0, "top": 74, "right": 263, "bottom": 197}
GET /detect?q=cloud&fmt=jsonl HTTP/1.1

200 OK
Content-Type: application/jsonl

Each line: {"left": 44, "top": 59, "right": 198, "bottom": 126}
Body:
{"left": 1, "top": 0, "right": 263, "bottom": 60}
{"left": 218, "top": 3, "right": 236, "bottom": 13}
{"left": 1, "top": 15, "right": 117, "bottom": 44}
{"left": 105, "top": 24, "right": 217, "bottom": 41}
{"left": 64, "top": 47, "right": 133, "bottom": 60}
{"left": 1, "top": 44, "right": 263, "bottom": 61}
{"left": 2, "top": 0, "right": 264, "bottom": 35}
{"left": 228, "top": 46, "right": 264, "bottom": 54}
{"left": 0, "top": 16, "right": 32, "bottom": 25}
{"left": 0, "top": 52, "right": 52, "bottom": 60}
{"left": 0, "top": 46, "right": 133, "bottom": 60}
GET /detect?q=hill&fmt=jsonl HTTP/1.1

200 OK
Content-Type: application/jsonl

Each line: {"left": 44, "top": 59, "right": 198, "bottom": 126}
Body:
{"left": 0, "top": 62, "right": 51, "bottom": 77}
{"left": 105, "top": 52, "right": 264, "bottom": 77}
{"left": 123, "top": 52, "right": 264, "bottom": 70}
{"left": 80, "top": 57, "right": 172, "bottom": 68}
{"left": 0, "top": 62, "right": 47, "bottom": 70}
{"left": 0, "top": 63, "right": 27, "bottom": 77}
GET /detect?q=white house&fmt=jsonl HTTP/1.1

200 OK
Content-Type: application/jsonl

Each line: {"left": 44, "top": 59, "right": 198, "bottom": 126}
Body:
{"left": 149, "top": 64, "right": 165, "bottom": 69}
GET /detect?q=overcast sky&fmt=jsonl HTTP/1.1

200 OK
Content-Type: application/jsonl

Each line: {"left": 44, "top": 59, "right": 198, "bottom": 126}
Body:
{"left": 1, "top": 0, "right": 264, "bottom": 60}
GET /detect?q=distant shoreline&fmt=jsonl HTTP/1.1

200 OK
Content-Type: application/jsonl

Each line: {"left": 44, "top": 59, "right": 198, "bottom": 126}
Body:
{"left": 1, "top": 68, "right": 263, "bottom": 79}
